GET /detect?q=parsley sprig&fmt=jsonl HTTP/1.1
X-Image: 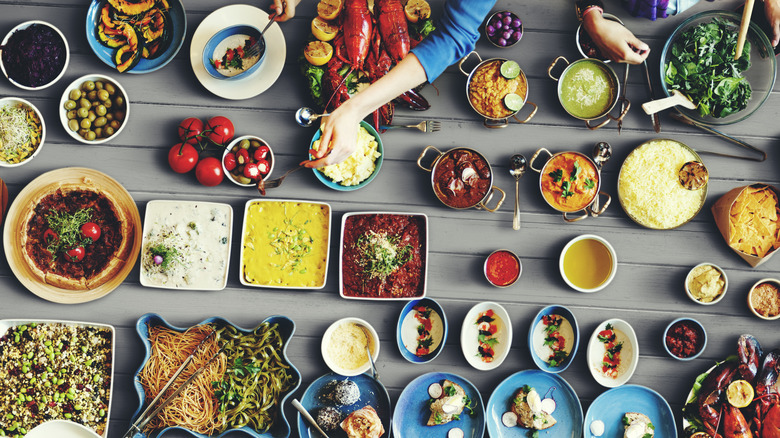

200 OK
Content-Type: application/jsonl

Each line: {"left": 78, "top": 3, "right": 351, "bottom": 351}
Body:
{"left": 45, "top": 208, "right": 93, "bottom": 259}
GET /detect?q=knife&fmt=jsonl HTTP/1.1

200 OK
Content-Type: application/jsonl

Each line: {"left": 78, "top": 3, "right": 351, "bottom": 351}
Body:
{"left": 642, "top": 60, "right": 661, "bottom": 133}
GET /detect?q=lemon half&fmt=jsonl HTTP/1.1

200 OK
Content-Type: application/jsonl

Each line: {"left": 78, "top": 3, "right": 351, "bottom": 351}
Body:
{"left": 727, "top": 380, "right": 755, "bottom": 408}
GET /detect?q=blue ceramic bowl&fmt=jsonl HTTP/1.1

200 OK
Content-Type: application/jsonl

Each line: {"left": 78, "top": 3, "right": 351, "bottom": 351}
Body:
{"left": 663, "top": 317, "right": 706, "bottom": 361}
{"left": 202, "top": 25, "right": 266, "bottom": 80}
{"left": 296, "top": 372, "right": 391, "bottom": 438}
{"left": 310, "top": 121, "right": 384, "bottom": 191}
{"left": 85, "top": 0, "right": 187, "bottom": 74}
{"left": 129, "top": 313, "right": 301, "bottom": 438}
{"left": 397, "top": 298, "right": 447, "bottom": 364}
{"left": 528, "top": 305, "right": 579, "bottom": 373}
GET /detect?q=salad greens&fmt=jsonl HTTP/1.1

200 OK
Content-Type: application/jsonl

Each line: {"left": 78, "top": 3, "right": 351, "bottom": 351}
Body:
{"left": 664, "top": 18, "right": 752, "bottom": 118}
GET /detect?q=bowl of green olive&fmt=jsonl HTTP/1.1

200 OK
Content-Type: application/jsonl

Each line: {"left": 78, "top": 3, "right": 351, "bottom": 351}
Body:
{"left": 59, "top": 74, "right": 128, "bottom": 144}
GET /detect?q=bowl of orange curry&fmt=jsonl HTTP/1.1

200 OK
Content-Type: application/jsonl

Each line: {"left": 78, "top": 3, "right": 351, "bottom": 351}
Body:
{"left": 530, "top": 148, "right": 609, "bottom": 222}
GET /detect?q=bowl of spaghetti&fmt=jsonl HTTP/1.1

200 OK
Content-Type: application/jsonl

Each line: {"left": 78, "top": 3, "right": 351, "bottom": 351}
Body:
{"left": 129, "top": 313, "right": 301, "bottom": 438}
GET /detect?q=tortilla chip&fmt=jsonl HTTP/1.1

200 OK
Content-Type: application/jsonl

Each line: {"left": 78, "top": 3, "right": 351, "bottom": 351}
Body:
{"left": 729, "top": 185, "right": 780, "bottom": 258}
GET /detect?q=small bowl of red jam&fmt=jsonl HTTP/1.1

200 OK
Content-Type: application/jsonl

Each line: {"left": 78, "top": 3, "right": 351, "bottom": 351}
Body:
{"left": 484, "top": 249, "right": 521, "bottom": 287}
{"left": 663, "top": 317, "right": 706, "bottom": 361}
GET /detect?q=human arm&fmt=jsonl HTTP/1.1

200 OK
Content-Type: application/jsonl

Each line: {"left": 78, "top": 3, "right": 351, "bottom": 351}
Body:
{"left": 765, "top": 0, "right": 780, "bottom": 47}
{"left": 582, "top": 9, "right": 650, "bottom": 63}
{"left": 269, "top": 0, "right": 301, "bottom": 21}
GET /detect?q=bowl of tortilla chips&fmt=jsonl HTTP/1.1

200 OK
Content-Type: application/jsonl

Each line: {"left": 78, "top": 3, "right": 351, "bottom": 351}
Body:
{"left": 712, "top": 184, "right": 780, "bottom": 267}
{"left": 685, "top": 263, "right": 727, "bottom": 305}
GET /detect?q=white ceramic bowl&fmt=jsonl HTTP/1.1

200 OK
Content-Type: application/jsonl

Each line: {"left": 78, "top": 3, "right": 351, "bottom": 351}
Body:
{"left": 26, "top": 420, "right": 101, "bottom": 438}
{"left": 321, "top": 317, "right": 380, "bottom": 376}
{"left": 684, "top": 263, "right": 728, "bottom": 305}
{"left": 461, "top": 301, "right": 512, "bottom": 371}
{"left": 222, "top": 135, "right": 274, "bottom": 186}
{"left": 559, "top": 234, "right": 617, "bottom": 293}
{"left": 59, "top": 74, "right": 129, "bottom": 145}
{"left": 586, "top": 318, "right": 638, "bottom": 387}
{"left": 0, "top": 97, "right": 45, "bottom": 168}
{"left": 0, "top": 20, "right": 69, "bottom": 90}
{"left": 748, "top": 278, "right": 780, "bottom": 321}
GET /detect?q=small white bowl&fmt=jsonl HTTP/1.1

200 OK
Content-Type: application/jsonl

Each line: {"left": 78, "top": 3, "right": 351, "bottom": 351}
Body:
{"left": 559, "top": 234, "right": 617, "bottom": 293}
{"left": 321, "top": 317, "right": 380, "bottom": 376}
{"left": 0, "top": 97, "right": 45, "bottom": 168}
{"left": 748, "top": 278, "right": 780, "bottom": 321}
{"left": 663, "top": 317, "right": 706, "bottom": 361}
{"left": 0, "top": 20, "right": 69, "bottom": 90}
{"left": 223, "top": 135, "right": 275, "bottom": 186}
{"left": 25, "top": 420, "right": 101, "bottom": 438}
{"left": 59, "top": 74, "right": 129, "bottom": 145}
{"left": 586, "top": 318, "right": 638, "bottom": 387}
{"left": 685, "top": 263, "right": 728, "bottom": 305}
{"left": 460, "top": 301, "right": 512, "bottom": 371}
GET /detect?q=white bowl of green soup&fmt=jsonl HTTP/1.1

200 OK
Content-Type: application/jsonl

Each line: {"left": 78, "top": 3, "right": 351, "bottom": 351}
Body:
{"left": 548, "top": 57, "right": 622, "bottom": 129}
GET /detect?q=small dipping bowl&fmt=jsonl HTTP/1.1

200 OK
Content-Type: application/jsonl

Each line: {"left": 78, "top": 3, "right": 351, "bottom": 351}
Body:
{"left": 25, "top": 420, "right": 101, "bottom": 438}
{"left": 397, "top": 298, "right": 448, "bottom": 364}
{"left": 0, "top": 20, "right": 69, "bottom": 90}
{"left": 484, "top": 11, "right": 523, "bottom": 48}
{"left": 203, "top": 24, "right": 266, "bottom": 80}
{"left": 321, "top": 317, "right": 380, "bottom": 376}
{"left": 0, "top": 97, "right": 45, "bottom": 168}
{"left": 748, "top": 278, "right": 780, "bottom": 321}
{"left": 223, "top": 135, "right": 274, "bottom": 186}
{"left": 484, "top": 249, "right": 521, "bottom": 287}
{"left": 685, "top": 263, "right": 728, "bottom": 305}
{"left": 559, "top": 234, "right": 617, "bottom": 293}
{"left": 663, "top": 317, "right": 706, "bottom": 361}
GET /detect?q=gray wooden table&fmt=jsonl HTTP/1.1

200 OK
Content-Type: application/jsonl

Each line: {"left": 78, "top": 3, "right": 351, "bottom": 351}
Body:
{"left": 2, "top": 0, "right": 780, "bottom": 437}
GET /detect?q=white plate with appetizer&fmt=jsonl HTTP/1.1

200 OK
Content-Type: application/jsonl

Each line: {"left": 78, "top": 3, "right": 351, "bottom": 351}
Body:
{"left": 486, "top": 369, "right": 583, "bottom": 438}
{"left": 393, "top": 372, "right": 485, "bottom": 438}
{"left": 528, "top": 305, "right": 579, "bottom": 373}
{"left": 583, "top": 385, "right": 677, "bottom": 438}
{"left": 586, "top": 318, "right": 639, "bottom": 387}
{"left": 461, "top": 302, "right": 512, "bottom": 371}
{"left": 139, "top": 200, "right": 232, "bottom": 290}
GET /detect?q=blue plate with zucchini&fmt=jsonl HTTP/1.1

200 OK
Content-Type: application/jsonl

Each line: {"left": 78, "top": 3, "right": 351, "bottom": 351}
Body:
{"left": 129, "top": 313, "right": 300, "bottom": 438}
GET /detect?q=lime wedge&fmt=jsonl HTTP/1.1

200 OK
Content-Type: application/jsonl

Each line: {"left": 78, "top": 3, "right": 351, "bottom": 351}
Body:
{"left": 500, "top": 60, "right": 520, "bottom": 79}
{"left": 504, "top": 93, "right": 524, "bottom": 112}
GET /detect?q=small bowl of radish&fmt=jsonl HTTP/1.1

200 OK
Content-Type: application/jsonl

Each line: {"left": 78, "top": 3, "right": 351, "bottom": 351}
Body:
{"left": 485, "top": 11, "right": 523, "bottom": 48}
{"left": 222, "top": 135, "right": 274, "bottom": 187}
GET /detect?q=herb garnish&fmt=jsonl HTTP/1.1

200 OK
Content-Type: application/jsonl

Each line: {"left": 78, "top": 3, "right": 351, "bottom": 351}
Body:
{"left": 548, "top": 169, "right": 563, "bottom": 183}
{"left": 561, "top": 181, "right": 574, "bottom": 198}
{"left": 570, "top": 161, "right": 580, "bottom": 181}
{"left": 45, "top": 208, "right": 93, "bottom": 259}
{"left": 149, "top": 243, "right": 180, "bottom": 270}
{"left": 356, "top": 231, "right": 413, "bottom": 280}
{"left": 584, "top": 178, "right": 596, "bottom": 189}
{"left": 268, "top": 212, "right": 314, "bottom": 273}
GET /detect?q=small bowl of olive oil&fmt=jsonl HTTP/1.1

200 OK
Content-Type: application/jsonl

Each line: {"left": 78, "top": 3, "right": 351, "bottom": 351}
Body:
{"left": 559, "top": 234, "right": 617, "bottom": 293}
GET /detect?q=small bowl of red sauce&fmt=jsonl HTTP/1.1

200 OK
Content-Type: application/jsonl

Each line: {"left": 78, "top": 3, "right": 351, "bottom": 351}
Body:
{"left": 484, "top": 249, "right": 521, "bottom": 287}
{"left": 663, "top": 317, "right": 706, "bottom": 361}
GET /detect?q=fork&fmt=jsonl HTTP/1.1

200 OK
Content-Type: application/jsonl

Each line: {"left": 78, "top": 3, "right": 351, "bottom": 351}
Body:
{"left": 380, "top": 120, "right": 441, "bottom": 133}
{"left": 243, "top": 12, "right": 276, "bottom": 59}
{"left": 257, "top": 164, "right": 304, "bottom": 195}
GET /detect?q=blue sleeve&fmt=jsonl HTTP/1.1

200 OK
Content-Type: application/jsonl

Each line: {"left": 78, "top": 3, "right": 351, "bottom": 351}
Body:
{"left": 410, "top": 0, "right": 497, "bottom": 82}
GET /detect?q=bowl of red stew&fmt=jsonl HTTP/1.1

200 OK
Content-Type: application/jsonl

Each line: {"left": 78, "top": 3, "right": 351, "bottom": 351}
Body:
{"left": 484, "top": 249, "right": 521, "bottom": 287}
{"left": 417, "top": 146, "right": 505, "bottom": 212}
{"left": 663, "top": 317, "right": 706, "bottom": 361}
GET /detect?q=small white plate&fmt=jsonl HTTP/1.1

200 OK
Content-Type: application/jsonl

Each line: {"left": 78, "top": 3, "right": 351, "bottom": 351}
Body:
{"left": 586, "top": 318, "right": 638, "bottom": 387}
{"left": 189, "top": 5, "right": 285, "bottom": 100}
{"left": 26, "top": 420, "right": 101, "bottom": 438}
{"left": 461, "top": 302, "right": 512, "bottom": 371}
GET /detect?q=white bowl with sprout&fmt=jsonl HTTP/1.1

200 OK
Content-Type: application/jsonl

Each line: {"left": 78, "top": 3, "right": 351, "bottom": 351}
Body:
{"left": 0, "top": 97, "right": 45, "bottom": 167}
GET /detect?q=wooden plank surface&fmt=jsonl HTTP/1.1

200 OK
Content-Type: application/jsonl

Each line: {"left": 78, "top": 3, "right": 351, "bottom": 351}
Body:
{"left": 2, "top": 0, "right": 780, "bottom": 437}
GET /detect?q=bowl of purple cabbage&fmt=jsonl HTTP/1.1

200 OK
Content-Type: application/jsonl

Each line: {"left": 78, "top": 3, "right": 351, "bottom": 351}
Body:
{"left": 485, "top": 11, "right": 523, "bottom": 48}
{"left": 0, "top": 20, "right": 69, "bottom": 90}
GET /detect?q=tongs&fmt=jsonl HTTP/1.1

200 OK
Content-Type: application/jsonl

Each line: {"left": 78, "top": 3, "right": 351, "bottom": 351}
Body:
{"left": 122, "top": 329, "right": 223, "bottom": 438}
{"left": 670, "top": 111, "right": 766, "bottom": 162}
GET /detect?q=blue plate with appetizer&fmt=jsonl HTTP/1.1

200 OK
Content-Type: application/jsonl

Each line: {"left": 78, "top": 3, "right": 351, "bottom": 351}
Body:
{"left": 86, "top": 0, "right": 187, "bottom": 73}
{"left": 129, "top": 313, "right": 300, "bottom": 438}
{"left": 393, "top": 372, "right": 485, "bottom": 438}
{"left": 528, "top": 305, "right": 579, "bottom": 373}
{"left": 297, "top": 372, "right": 391, "bottom": 438}
{"left": 397, "top": 298, "right": 447, "bottom": 363}
{"left": 583, "top": 384, "right": 677, "bottom": 438}
{"left": 202, "top": 24, "right": 266, "bottom": 80}
{"left": 486, "top": 369, "right": 582, "bottom": 438}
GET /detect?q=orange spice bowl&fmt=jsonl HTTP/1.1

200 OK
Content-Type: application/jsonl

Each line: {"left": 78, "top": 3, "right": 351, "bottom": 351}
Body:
{"left": 484, "top": 249, "right": 521, "bottom": 287}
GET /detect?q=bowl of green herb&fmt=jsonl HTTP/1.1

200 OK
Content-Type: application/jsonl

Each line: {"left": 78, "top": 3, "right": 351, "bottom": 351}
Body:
{"left": 661, "top": 10, "right": 776, "bottom": 125}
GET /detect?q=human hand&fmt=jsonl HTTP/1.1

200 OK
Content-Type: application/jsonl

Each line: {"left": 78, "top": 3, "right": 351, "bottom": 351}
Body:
{"left": 583, "top": 12, "right": 649, "bottom": 64}
{"left": 765, "top": 0, "right": 780, "bottom": 47}
{"left": 269, "top": 0, "right": 296, "bottom": 21}
{"left": 302, "top": 105, "right": 361, "bottom": 169}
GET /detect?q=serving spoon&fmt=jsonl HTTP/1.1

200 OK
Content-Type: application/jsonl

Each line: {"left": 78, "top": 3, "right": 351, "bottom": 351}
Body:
{"left": 295, "top": 107, "right": 327, "bottom": 127}
{"left": 292, "top": 399, "right": 331, "bottom": 438}
{"left": 509, "top": 154, "right": 527, "bottom": 230}
{"left": 590, "top": 142, "right": 612, "bottom": 215}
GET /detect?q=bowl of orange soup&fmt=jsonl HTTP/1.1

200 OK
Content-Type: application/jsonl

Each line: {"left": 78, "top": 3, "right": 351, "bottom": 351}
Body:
{"left": 560, "top": 234, "right": 617, "bottom": 292}
{"left": 530, "top": 148, "right": 609, "bottom": 222}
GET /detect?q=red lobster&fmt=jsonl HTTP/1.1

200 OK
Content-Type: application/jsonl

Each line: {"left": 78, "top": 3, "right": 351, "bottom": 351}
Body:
{"left": 375, "top": 0, "right": 409, "bottom": 63}
{"left": 752, "top": 350, "right": 780, "bottom": 438}
{"left": 341, "top": 0, "right": 372, "bottom": 70}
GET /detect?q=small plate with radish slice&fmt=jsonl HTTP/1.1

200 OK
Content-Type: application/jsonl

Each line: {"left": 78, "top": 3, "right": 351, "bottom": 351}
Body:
{"left": 486, "top": 369, "right": 583, "bottom": 437}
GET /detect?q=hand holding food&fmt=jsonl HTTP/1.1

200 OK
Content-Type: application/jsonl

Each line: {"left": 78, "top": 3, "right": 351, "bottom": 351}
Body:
{"left": 304, "top": 106, "right": 361, "bottom": 168}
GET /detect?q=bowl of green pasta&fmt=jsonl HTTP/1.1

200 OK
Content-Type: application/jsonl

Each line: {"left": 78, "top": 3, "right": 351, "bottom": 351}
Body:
{"left": 660, "top": 10, "right": 776, "bottom": 125}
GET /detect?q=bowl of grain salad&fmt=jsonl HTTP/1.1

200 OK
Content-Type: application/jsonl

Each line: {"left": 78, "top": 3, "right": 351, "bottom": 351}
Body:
{"left": 459, "top": 51, "right": 537, "bottom": 128}
{"left": 748, "top": 278, "right": 780, "bottom": 320}
{"left": 0, "top": 97, "right": 45, "bottom": 167}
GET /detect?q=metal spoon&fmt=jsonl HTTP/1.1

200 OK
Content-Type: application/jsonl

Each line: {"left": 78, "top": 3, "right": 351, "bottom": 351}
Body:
{"left": 291, "top": 399, "right": 331, "bottom": 438}
{"left": 361, "top": 327, "right": 379, "bottom": 380}
{"left": 509, "top": 154, "right": 527, "bottom": 230}
{"left": 295, "top": 107, "right": 327, "bottom": 127}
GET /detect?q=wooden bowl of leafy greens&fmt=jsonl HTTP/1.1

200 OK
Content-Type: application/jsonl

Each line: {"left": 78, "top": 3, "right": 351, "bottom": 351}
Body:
{"left": 661, "top": 10, "right": 776, "bottom": 125}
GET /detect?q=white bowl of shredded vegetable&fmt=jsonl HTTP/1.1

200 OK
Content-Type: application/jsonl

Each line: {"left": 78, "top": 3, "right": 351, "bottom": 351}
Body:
{"left": 0, "top": 97, "right": 45, "bottom": 167}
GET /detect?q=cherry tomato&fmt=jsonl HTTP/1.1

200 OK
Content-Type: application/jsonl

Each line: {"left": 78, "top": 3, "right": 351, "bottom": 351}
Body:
{"left": 168, "top": 143, "right": 199, "bottom": 174}
{"left": 223, "top": 152, "right": 237, "bottom": 171}
{"left": 205, "top": 116, "right": 234, "bottom": 146}
{"left": 66, "top": 246, "right": 86, "bottom": 262}
{"left": 253, "top": 145, "right": 270, "bottom": 161}
{"left": 44, "top": 229, "right": 58, "bottom": 244}
{"left": 236, "top": 148, "right": 250, "bottom": 164}
{"left": 256, "top": 159, "right": 270, "bottom": 174}
{"left": 81, "top": 222, "right": 101, "bottom": 242}
{"left": 177, "top": 117, "right": 204, "bottom": 145}
{"left": 243, "top": 162, "right": 260, "bottom": 179}
{"left": 195, "top": 157, "right": 224, "bottom": 186}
